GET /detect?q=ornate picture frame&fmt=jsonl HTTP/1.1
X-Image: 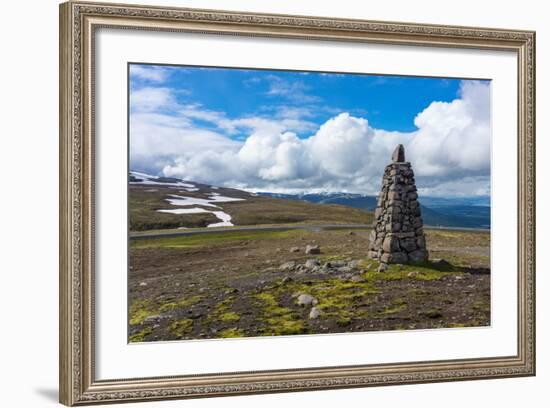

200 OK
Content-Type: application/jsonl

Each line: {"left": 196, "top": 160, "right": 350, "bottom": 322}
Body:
{"left": 59, "top": 1, "right": 535, "bottom": 405}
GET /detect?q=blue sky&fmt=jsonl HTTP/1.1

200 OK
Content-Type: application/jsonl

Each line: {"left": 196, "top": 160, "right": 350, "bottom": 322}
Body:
{"left": 129, "top": 63, "right": 491, "bottom": 196}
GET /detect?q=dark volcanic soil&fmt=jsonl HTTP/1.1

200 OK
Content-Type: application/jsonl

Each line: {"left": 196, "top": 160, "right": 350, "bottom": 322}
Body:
{"left": 128, "top": 229, "right": 490, "bottom": 342}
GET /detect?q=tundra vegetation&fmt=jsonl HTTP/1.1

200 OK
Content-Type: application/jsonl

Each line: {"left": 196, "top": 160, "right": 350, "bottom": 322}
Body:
{"left": 129, "top": 227, "right": 490, "bottom": 342}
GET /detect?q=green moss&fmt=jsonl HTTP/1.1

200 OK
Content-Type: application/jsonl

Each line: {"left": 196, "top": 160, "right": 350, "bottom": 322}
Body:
{"left": 292, "top": 279, "right": 377, "bottom": 321}
{"left": 382, "top": 303, "right": 407, "bottom": 315}
{"left": 168, "top": 318, "right": 194, "bottom": 338}
{"left": 336, "top": 317, "right": 352, "bottom": 326}
{"left": 219, "top": 312, "right": 240, "bottom": 323}
{"left": 129, "top": 299, "right": 156, "bottom": 326}
{"left": 254, "top": 292, "right": 307, "bottom": 336}
{"left": 218, "top": 328, "right": 245, "bottom": 338}
{"left": 362, "top": 260, "right": 457, "bottom": 283}
{"left": 158, "top": 295, "right": 204, "bottom": 313}
{"left": 130, "top": 229, "right": 304, "bottom": 249}
{"left": 129, "top": 327, "right": 153, "bottom": 343}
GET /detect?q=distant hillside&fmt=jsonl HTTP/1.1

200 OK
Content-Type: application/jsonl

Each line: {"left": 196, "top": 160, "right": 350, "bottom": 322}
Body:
{"left": 129, "top": 171, "right": 373, "bottom": 231}
{"left": 259, "top": 192, "right": 490, "bottom": 229}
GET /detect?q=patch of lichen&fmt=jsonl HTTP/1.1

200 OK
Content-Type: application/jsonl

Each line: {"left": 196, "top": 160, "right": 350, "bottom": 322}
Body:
{"left": 129, "top": 299, "right": 156, "bottom": 326}
{"left": 218, "top": 328, "right": 245, "bottom": 338}
{"left": 363, "top": 260, "right": 457, "bottom": 282}
{"left": 381, "top": 299, "right": 408, "bottom": 315}
{"left": 168, "top": 318, "right": 194, "bottom": 338}
{"left": 257, "top": 278, "right": 379, "bottom": 328}
{"left": 205, "top": 296, "right": 239, "bottom": 326}
{"left": 158, "top": 295, "right": 204, "bottom": 313}
{"left": 129, "top": 327, "right": 153, "bottom": 343}
{"left": 253, "top": 292, "right": 307, "bottom": 336}
{"left": 219, "top": 312, "right": 240, "bottom": 323}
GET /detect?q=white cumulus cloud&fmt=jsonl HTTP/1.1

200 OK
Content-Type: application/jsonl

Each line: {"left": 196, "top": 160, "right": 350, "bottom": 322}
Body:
{"left": 131, "top": 80, "right": 491, "bottom": 196}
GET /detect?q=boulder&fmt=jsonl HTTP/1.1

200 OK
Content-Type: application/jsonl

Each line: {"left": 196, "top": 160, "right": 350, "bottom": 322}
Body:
{"left": 309, "top": 307, "right": 321, "bottom": 319}
{"left": 378, "top": 262, "right": 388, "bottom": 272}
{"left": 305, "top": 244, "right": 321, "bottom": 255}
{"left": 297, "top": 294, "right": 318, "bottom": 307}
{"left": 304, "top": 259, "right": 320, "bottom": 269}
{"left": 279, "top": 261, "right": 296, "bottom": 271}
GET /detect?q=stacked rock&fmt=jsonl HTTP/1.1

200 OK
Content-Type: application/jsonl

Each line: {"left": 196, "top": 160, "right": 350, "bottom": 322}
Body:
{"left": 368, "top": 144, "right": 428, "bottom": 264}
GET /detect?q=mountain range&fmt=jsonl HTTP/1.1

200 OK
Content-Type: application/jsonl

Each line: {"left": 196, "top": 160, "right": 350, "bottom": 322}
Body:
{"left": 258, "top": 192, "right": 490, "bottom": 229}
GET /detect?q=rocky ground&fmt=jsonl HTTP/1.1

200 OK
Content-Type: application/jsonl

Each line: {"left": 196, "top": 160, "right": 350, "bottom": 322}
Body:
{"left": 128, "top": 228, "right": 490, "bottom": 342}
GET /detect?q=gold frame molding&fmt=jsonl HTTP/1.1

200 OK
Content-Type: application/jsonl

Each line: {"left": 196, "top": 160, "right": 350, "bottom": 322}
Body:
{"left": 59, "top": 1, "right": 536, "bottom": 405}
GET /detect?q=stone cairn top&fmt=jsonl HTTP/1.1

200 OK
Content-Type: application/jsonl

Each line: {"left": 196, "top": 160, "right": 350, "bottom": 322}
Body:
{"left": 368, "top": 144, "right": 428, "bottom": 264}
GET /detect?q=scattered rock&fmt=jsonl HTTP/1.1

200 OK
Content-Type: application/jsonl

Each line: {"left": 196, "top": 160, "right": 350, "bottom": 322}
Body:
{"left": 407, "top": 271, "right": 419, "bottom": 278}
{"left": 350, "top": 275, "right": 365, "bottom": 283}
{"left": 348, "top": 231, "right": 356, "bottom": 236}
{"left": 378, "top": 263, "right": 388, "bottom": 272}
{"left": 290, "top": 247, "right": 300, "bottom": 253}
{"left": 326, "top": 260, "right": 345, "bottom": 268}
{"left": 282, "top": 276, "right": 293, "bottom": 284}
{"left": 305, "top": 259, "right": 320, "bottom": 269}
{"left": 224, "top": 288, "right": 239, "bottom": 295}
{"left": 305, "top": 244, "right": 321, "bottom": 255}
{"left": 279, "top": 261, "right": 296, "bottom": 271}
{"left": 309, "top": 307, "right": 321, "bottom": 319}
{"left": 144, "top": 315, "right": 161, "bottom": 324}
{"left": 139, "top": 281, "right": 148, "bottom": 287}
{"left": 348, "top": 259, "right": 362, "bottom": 269}
{"left": 297, "top": 294, "right": 318, "bottom": 307}
{"left": 337, "top": 266, "right": 353, "bottom": 274}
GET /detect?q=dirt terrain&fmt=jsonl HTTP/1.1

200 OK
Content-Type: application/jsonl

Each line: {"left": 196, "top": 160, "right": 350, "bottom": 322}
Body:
{"left": 128, "top": 228, "right": 490, "bottom": 342}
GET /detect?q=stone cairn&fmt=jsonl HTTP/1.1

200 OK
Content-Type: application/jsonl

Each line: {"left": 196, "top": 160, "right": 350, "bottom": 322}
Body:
{"left": 368, "top": 144, "right": 428, "bottom": 264}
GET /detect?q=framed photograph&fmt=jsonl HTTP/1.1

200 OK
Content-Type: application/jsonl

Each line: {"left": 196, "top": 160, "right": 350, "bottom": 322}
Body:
{"left": 59, "top": 1, "right": 536, "bottom": 405}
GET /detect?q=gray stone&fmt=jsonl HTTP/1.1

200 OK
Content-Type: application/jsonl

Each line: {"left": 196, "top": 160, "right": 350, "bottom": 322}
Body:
{"left": 337, "top": 266, "right": 353, "bottom": 274}
{"left": 279, "top": 261, "right": 296, "bottom": 271}
{"left": 382, "top": 236, "right": 400, "bottom": 252}
{"left": 297, "top": 294, "right": 318, "bottom": 307}
{"left": 388, "top": 252, "right": 408, "bottom": 264}
{"left": 305, "top": 244, "right": 321, "bottom": 255}
{"left": 378, "top": 262, "right": 389, "bottom": 272}
{"left": 290, "top": 247, "right": 300, "bottom": 253}
{"left": 326, "top": 260, "right": 346, "bottom": 268}
{"left": 391, "top": 144, "right": 405, "bottom": 163}
{"left": 304, "top": 259, "right": 320, "bottom": 269}
{"left": 401, "top": 238, "right": 417, "bottom": 253}
{"left": 409, "top": 249, "right": 428, "bottom": 262}
{"left": 348, "top": 259, "right": 362, "bottom": 269}
{"left": 309, "top": 307, "right": 321, "bottom": 319}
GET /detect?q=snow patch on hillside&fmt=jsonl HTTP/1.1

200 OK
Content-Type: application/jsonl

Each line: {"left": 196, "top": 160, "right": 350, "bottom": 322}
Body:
{"left": 130, "top": 171, "right": 196, "bottom": 188}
